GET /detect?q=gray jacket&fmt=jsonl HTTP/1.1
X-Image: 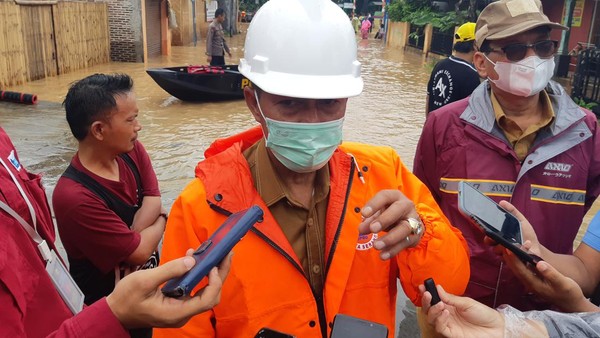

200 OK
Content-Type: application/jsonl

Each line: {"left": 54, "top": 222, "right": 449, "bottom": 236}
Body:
{"left": 206, "top": 20, "right": 230, "bottom": 57}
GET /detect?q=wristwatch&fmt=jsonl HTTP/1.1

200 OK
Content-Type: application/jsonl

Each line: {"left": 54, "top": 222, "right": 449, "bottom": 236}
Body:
{"left": 406, "top": 217, "right": 424, "bottom": 236}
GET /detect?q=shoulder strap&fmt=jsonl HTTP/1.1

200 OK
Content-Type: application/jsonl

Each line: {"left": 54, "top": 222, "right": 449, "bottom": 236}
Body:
{"left": 119, "top": 153, "right": 143, "bottom": 205}
{"left": 62, "top": 164, "right": 118, "bottom": 210}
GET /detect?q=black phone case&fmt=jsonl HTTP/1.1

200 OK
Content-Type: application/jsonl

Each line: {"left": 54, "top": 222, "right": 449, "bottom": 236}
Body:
{"left": 161, "top": 205, "right": 264, "bottom": 298}
{"left": 458, "top": 181, "right": 542, "bottom": 266}
{"left": 472, "top": 215, "right": 542, "bottom": 265}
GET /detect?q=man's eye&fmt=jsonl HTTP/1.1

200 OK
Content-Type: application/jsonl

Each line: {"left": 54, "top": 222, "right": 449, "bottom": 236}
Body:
{"left": 320, "top": 99, "right": 338, "bottom": 106}
{"left": 278, "top": 100, "right": 298, "bottom": 107}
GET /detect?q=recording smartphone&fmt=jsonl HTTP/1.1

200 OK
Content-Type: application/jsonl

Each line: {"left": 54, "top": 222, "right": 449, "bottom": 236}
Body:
{"left": 424, "top": 278, "right": 441, "bottom": 306}
{"left": 161, "top": 205, "right": 264, "bottom": 298}
{"left": 330, "top": 314, "right": 388, "bottom": 338}
{"left": 254, "top": 328, "right": 295, "bottom": 338}
{"left": 457, "top": 181, "right": 542, "bottom": 265}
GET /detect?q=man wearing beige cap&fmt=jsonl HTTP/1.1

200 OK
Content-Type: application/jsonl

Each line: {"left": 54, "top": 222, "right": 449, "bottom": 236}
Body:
{"left": 414, "top": 0, "right": 600, "bottom": 311}
{"left": 426, "top": 22, "right": 480, "bottom": 116}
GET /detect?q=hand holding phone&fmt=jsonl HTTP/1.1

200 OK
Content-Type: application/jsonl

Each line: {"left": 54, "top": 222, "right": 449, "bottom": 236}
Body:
{"left": 161, "top": 205, "right": 264, "bottom": 298}
{"left": 457, "top": 181, "right": 542, "bottom": 265}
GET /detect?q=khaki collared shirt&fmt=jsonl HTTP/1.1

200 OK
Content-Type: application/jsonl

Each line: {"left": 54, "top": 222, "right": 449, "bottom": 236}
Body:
{"left": 243, "top": 139, "right": 330, "bottom": 296}
{"left": 491, "top": 90, "right": 555, "bottom": 161}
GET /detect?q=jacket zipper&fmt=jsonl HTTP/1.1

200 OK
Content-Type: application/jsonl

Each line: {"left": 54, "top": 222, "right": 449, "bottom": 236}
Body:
{"left": 318, "top": 159, "right": 355, "bottom": 337}
{"left": 251, "top": 227, "right": 328, "bottom": 337}
{"left": 208, "top": 159, "right": 356, "bottom": 337}
{"left": 324, "top": 159, "right": 355, "bottom": 276}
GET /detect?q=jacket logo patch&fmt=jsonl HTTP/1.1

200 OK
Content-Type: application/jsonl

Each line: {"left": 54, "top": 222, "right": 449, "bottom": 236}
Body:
{"left": 356, "top": 233, "right": 378, "bottom": 251}
{"left": 544, "top": 162, "right": 572, "bottom": 173}
{"left": 8, "top": 150, "right": 21, "bottom": 171}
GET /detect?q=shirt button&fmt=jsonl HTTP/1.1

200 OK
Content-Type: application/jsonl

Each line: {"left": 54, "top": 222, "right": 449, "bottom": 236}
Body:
{"left": 309, "top": 320, "right": 316, "bottom": 327}
{"left": 307, "top": 218, "right": 314, "bottom": 227}
{"left": 312, "top": 265, "right": 321, "bottom": 274}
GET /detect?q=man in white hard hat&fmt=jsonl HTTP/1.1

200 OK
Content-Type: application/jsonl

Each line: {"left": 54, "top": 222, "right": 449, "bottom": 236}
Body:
{"left": 414, "top": 0, "right": 600, "bottom": 311}
{"left": 155, "top": 0, "right": 470, "bottom": 337}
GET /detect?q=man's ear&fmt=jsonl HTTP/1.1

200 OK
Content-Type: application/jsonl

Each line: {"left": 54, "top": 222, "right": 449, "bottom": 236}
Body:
{"left": 89, "top": 121, "right": 105, "bottom": 141}
{"left": 244, "top": 86, "right": 262, "bottom": 124}
{"left": 473, "top": 52, "right": 489, "bottom": 79}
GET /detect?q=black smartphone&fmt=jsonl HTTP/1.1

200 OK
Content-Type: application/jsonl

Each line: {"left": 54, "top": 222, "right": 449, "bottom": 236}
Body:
{"left": 424, "top": 278, "right": 441, "bottom": 306}
{"left": 458, "top": 181, "right": 542, "bottom": 265}
{"left": 330, "top": 314, "right": 388, "bottom": 338}
{"left": 254, "top": 328, "right": 295, "bottom": 338}
{"left": 161, "top": 205, "right": 264, "bottom": 298}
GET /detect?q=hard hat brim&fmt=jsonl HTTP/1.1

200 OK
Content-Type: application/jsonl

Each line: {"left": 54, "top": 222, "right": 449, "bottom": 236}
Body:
{"left": 240, "top": 65, "right": 364, "bottom": 99}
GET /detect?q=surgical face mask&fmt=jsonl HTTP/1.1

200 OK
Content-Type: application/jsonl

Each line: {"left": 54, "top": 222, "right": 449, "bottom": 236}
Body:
{"left": 485, "top": 55, "right": 555, "bottom": 97}
{"left": 254, "top": 91, "right": 343, "bottom": 173}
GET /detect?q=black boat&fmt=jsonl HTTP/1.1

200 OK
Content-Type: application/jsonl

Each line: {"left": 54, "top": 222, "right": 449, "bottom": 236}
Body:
{"left": 146, "top": 65, "right": 248, "bottom": 102}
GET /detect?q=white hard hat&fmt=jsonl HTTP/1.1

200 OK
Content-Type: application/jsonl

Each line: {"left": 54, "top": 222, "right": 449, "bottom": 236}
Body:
{"left": 239, "top": 0, "right": 363, "bottom": 99}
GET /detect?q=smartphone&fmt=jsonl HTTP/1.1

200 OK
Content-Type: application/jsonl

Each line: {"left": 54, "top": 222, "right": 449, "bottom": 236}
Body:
{"left": 254, "top": 328, "right": 295, "bottom": 338}
{"left": 330, "top": 314, "right": 388, "bottom": 338}
{"left": 458, "top": 181, "right": 542, "bottom": 265}
{"left": 161, "top": 205, "right": 264, "bottom": 298}
{"left": 424, "top": 278, "right": 441, "bottom": 306}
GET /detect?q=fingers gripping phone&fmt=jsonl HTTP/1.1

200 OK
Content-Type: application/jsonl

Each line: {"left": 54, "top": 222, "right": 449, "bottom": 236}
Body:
{"left": 161, "top": 205, "right": 264, "bottom": 298}
{"left": 457, "top": 181, "right": 542, "bottom": 265}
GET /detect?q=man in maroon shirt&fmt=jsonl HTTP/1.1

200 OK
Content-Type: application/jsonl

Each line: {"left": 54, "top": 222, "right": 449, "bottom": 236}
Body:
{"left": 0, "top": 125, "right": 231, "bottom": 337}
{"left": 53, "top": 74, "right": 165, "bottom": 337}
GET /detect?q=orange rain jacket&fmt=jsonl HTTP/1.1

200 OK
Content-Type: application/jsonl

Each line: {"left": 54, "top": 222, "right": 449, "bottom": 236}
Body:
{"left": 155, "top": 127, "right": 469, "bottom": 338}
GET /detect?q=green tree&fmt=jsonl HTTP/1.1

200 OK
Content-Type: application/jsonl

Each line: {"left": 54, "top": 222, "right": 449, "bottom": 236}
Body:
{"left": 388, "top": 0, "right": 486, "bottom": 31}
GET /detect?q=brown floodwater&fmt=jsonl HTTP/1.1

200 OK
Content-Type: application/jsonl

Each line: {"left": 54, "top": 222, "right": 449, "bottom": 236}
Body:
{"left": 1, "top": 30, "right": 598, "bottom": 246}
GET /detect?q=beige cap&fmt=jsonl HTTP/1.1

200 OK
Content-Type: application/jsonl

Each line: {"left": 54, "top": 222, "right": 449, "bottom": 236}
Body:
{"left": 475, "top": 0, "right": 567, "bottom": 49}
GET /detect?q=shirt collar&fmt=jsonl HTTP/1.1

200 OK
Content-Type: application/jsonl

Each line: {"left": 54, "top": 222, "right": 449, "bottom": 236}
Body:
{"left": 253, "top": 139, "right": 330, "bottom": 207}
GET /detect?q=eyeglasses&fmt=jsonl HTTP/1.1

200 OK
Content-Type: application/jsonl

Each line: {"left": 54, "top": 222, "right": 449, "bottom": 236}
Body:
{"left": 485, "top": 40, "right": 558, "bottom": 62}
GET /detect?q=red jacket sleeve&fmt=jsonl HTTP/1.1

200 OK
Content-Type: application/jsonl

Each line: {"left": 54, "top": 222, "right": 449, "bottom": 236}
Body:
{"left": 46, "top": 299, "right": 130, "bottom": 338}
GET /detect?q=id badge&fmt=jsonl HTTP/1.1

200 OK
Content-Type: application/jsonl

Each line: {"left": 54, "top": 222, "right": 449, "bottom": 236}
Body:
{"left": 45, "top": 250, "right": 84, "bottom": 315}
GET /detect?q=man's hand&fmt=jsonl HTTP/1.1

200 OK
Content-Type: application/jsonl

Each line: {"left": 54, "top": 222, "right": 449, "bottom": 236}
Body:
{"left": 357, "top": 190, "right": 424, "bottom": 260}
{"left": 420, "top": 284, "right": 505, "bottom": 338}
{"left": 227, "top": 51, "right": 232, "bottom": 57}
{"left": 207, "top": 55, "right": 212, "bottom": 63}
{"left": 106, "top": 251, "right": 232, "bottom": 328}
{"left": 503, "top": 253, "right": 599, "bottom": 313}
{"left": 483, "top": 201, "right": 543, "bottom": 258}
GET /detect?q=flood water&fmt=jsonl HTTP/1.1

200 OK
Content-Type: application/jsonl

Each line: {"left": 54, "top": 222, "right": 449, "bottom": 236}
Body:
{"left": 1, "top": 30, "right": 598, "bottom": 243}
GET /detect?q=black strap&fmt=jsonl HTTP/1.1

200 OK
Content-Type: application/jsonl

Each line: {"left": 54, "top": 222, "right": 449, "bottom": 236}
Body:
{"left": 61, "top": 153, "right": 142, "bottom": 225}
{"left": 119, "top": 153, "right": 143, "bottom": 206}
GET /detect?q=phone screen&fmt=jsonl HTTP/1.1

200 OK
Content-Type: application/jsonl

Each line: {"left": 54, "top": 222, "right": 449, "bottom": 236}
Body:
{"left": 458, "top": 181, "right": 522, "bottom": 244}
{"left": 254, "top": 328, "right": 295, "bottom": 338}
{"left": 330, "top": 314, "right": 388, "bottom": 338}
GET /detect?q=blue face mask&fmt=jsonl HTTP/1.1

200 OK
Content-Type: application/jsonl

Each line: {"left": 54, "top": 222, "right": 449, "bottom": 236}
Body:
{"left": 254, "top": 91, "right": 344, "bottom": 173}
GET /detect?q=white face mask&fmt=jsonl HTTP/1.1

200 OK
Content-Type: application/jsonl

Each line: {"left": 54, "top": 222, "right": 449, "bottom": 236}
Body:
{"left": 485, "top": 55, "right": 555, "bottom": 97}
{"left": 254, "top": 91, "right": 343, "bottom": 173}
